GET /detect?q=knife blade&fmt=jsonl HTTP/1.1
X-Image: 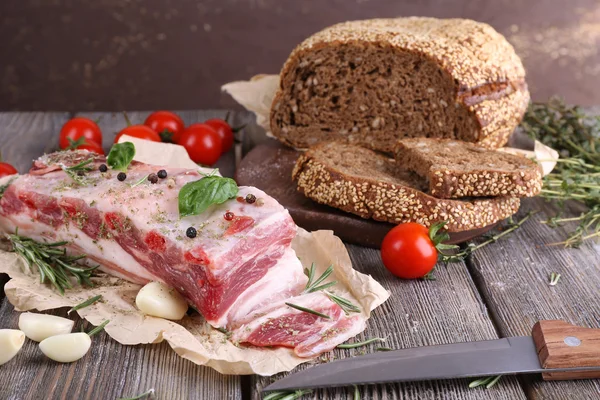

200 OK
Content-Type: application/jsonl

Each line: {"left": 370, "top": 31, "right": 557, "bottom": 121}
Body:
{"left": 265, "top": 320, "right": 600, "bottom": 391}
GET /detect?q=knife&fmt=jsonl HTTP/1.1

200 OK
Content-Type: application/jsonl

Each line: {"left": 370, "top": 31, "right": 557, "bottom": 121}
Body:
{"left": 265, "top": 320, "right": 600, "bottom": 391}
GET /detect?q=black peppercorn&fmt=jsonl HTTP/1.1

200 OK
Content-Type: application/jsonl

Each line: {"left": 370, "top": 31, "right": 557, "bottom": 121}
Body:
{"left": 76, "top": 170, "right": 85, "bottom": 177}
{"left": 186, "top": 227, "right": 197, "bottom": 238}
{"left": 99, "top": 164, "right": 108, "bottom": 172}
{"left": 224, "top": 211, "right": 234, "bottom": 221}
{"left": 157, "top": 169, "right": 167, "bottom": 179}
{"left": 245, "top": 194, "right": 256, "bottom": 204}
{"left": 117, "top": 172, "right": 127, "bottom": 181}
{"left": 148, "top": 173, "right": 159, "bottom": 184}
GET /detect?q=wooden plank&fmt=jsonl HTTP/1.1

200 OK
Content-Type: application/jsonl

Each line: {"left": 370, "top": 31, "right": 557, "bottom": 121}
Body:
{"left": 467, "top": 197, "right": 600, "bottom": 398}
{"left": 0, "top": 301, "right": 242, "bottom": 400}
{"left": 252, "top": 245, "right": 527, "bottom": 400}
{"left": 0, "top": 111, "right": 242, "bottom": 399}
{"left": 75, "top": 110, "right": 258, "bottom": 178}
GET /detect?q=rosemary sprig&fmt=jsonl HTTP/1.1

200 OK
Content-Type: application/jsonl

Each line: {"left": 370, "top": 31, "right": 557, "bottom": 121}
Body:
{"left": 324, "top": 291, "right": 361, "bottom": 314}
{"left": 69, "top": 295, "right": 102, "bottom": 314}
{"left": 0, "top": 177, "right": 16, "bottom": 199}
{"left": 130, "top": 174, "right": 150, "bottom": 188}
{"left": 549, "top": 272, "right": 562, "bottom": 286}
{"left": 302, "top": 263, "right": 361, "bottom": 314}
{"left": 304, "top": 263, "right": 337, "bottom": 293}
{"left": 8, "top": 232, "right": 98, "bottom": 294}
{"left": 87, "top": 319, "right": 109, "bottom": 337}
{"left": 468, "top": 375, "right": 502, "bottom": 389}
{"left": 521, "top": 97, "right": 600, "bottom": 246}
{"left": 60, "top": 158, "right": 94, "bottom": 185}
{"left": 263, "top": 389, "right": 312, "bottom": 400}
{"left": 336, "top": 337, "right": 386, "bottom": 349}
{"left": 118, "top": 388, "right": 155, "bottom": 400}
{"left": 437, "top": 213, "right": 534, "bottom": 263}
{"left": 353, "top": 385, "right": 360, "bottom": 400}
{"left": 285, "top": 302, "right": 331, "bottom": 319}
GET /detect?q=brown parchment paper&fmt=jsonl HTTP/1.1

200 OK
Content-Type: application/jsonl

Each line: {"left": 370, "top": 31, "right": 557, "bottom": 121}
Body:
{"left": 0, "top": 139, "right": 389, "bottom": 376}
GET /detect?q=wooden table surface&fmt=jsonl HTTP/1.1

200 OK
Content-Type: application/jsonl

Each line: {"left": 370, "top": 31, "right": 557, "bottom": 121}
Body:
{"left": 0, "top": 111, "right": 599, "bottom": 400}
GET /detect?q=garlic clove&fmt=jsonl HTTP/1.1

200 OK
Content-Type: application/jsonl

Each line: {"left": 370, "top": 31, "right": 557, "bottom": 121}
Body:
{"left": 39, "top": 332, "right": 91, "bottom": 363}
{"left": 18, "top": 312, "right": 74, "bottom": 342}
{"left": 136, "top": 281, "right": 188, "bottom": 320}
{"left": 0, "top": 329, "right": 26, "bottom": 365}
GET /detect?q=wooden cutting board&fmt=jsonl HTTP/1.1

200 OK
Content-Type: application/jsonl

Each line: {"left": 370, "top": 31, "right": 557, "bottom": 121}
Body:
{"left": 235, "top": 139, "right": 500, "bottom": 248}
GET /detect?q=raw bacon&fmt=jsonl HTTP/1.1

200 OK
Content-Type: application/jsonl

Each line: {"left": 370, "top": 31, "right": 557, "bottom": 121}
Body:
{"left": 0, "top": 150, "right": 362, "bottom": 357}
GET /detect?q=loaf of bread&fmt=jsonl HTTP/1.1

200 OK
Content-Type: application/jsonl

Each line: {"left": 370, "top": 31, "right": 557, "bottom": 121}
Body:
{"left": 395, "top": 138, "right": 542, "bottom": 199}
{"left": 292, "top": 142, "right": 520, "bottom": 232}
{"left": 271, "top": 17, "right": 529, "bottom": 152}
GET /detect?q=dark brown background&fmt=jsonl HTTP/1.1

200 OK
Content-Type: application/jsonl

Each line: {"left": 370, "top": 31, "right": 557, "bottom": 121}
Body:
{"left": 2, "top": 0, "right": 600, "bottom": 111}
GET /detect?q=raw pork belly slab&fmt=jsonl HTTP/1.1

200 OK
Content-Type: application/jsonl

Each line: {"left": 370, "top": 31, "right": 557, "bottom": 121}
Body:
{"left": 0, "top": 150, "right": 363, "bottom": 357}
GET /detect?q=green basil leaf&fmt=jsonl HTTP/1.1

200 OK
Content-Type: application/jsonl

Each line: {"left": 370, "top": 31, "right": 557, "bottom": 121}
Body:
{"left": 107, "top": 142, "right": 135, "bottom": 172}
{"left": 178, "top": 175, "right": 238, "bottom": 218}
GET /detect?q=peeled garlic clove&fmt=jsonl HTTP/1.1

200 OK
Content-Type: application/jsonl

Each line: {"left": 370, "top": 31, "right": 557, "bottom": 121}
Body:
{"left": 136, "top": 281, "right": 188, "bottom": 320}
{"left": 39, "top": 332, "right": 91, "bottom": 363}
{"left": 0, "top": 329, "right": 26, "bottom": 365}
{"left": 18, "top": 312, "right": 74, "bottom": 342}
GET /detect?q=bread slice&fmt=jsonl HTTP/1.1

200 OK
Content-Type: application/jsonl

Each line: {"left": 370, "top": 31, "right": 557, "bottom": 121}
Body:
{"left": 395, "top": 138, "right": 543, "bottom": 199}
{"left": 271, "top": 17, "right": 529, "bottom": 152}
{"left": 292, "top": 142, "right": 520, "bottom": 232}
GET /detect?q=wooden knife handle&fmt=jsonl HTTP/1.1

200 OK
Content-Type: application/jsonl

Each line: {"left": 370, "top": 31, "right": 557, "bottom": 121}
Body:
{"left": 532, "top": 320, "right": 600, "bottom": 380}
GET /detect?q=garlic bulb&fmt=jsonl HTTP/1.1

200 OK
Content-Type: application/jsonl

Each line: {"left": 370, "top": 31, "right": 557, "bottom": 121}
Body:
{"left": 0, "top": 329, "right": 26, "bottom": 365}
{"left": 39, "top": 332, "right": 91, "bottom": 363}
{"left": 18, "top": 313, "right": 74, "bottom": 342}
{"left": 136, "top": 281, "right": 188, "bottom": 320}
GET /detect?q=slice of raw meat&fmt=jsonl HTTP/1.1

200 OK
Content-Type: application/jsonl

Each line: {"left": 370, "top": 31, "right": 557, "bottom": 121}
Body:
{"left": 231, "top": 292, "right": 365, "bottom": 358}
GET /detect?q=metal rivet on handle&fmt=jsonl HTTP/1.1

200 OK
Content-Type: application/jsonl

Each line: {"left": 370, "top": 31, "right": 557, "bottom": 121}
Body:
{"left": 564, "top": 336, "right": 581, "bottom": 346}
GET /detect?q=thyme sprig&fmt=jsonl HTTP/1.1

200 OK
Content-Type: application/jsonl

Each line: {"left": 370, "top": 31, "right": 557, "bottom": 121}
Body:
{"left": 435, "top": 213, "right": 534, "bottom": 263}
{"left": 8, "top": 231, "right": 97, "bottom": 294}
{"left": 521, "top": 97, "right": 600, "bottom": 246}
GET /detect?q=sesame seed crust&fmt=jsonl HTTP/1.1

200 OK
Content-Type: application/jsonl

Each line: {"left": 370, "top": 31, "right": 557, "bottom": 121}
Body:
{"left": 293, "top": 142, "right": 521, "bottom": 232}
{"left": 271, "top": 17, "right": 529, "bottom": 151}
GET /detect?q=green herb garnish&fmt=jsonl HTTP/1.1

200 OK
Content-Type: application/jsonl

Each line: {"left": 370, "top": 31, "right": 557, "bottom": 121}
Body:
{"left": 118, "top": 388, "right": 155, "bottom": 400}
{"left": 302, "top": 263, "right": 361, "bottom": 314}
{"left": 178, "top": 175, "right": 238, "bottom": 217}
{"left": 107, "top": 142, "right": 135, "bottom": 172}
{"left": 61, "top": 158, "right": 94, "bottom": 185}
{"left": 8, "top": 231, "right": 98, "bottom": 295}
{"left": 549, "top": 272, "right": 562, "bottom": 286}
{"left": 69, "top": 295, "right": 102, "bottom": 314}
{"left": 324, "top": 291, "right": 361, "bottom": 314}
{"left": 263, "top": 390, "right": 312, "bottom": 400}
{"left": 336, "top": 337, "right": 386, "bottom": 349}
{"left": 521, "top": 98, "right": 600, "bottom": 246}
{"left": 469, "top": 375, "right": 502, "bottom": 389}
{"left": 285, "top": 302, "right": 331, "bottom": 319}
{"left": 0, "top": 177, "right": 16, "bottom": 199}
{"left": 87, "top": 319, "right": 109, "bottom": 337}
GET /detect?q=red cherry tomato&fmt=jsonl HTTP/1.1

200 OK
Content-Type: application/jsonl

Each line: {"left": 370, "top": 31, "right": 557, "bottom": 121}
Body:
{"left": 144, "top": 111, "right": 185, "bottom": 143}
{"left": 59, "top": 117, "right": 103, "bottom": 149}
{"left": 178, "top": 123, "right": 222, "bottom": 165}
{"left": 380, "top": 223, "right": 438, "bottom": 279}
{"left": 0, "top": 162, "right": 18, "bottom": 178}
{"left": 204, "top": 118, "right": 234, "bottom": 154}
{"left": 114, "top": 125, "right": 161, "bottom": 143}
{"left": 74, "top": 141, "right": 105, "bottom": 155}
